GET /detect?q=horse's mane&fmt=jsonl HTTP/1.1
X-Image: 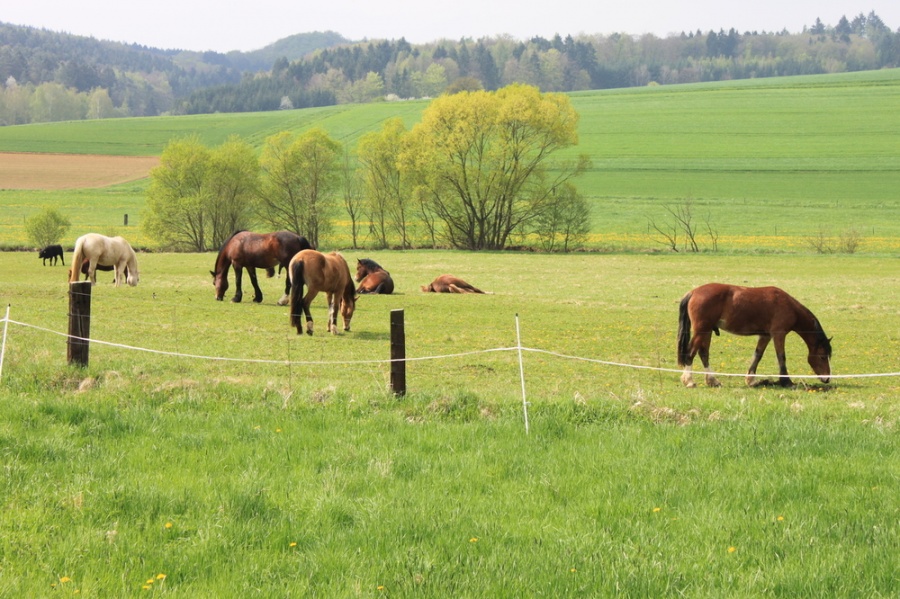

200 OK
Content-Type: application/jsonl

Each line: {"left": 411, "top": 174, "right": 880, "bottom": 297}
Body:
{"left": 358, "top": 258, "right": 383, "bottom": 271}
{"left": 813, "top": 319, "right": 833, "bottom": 357}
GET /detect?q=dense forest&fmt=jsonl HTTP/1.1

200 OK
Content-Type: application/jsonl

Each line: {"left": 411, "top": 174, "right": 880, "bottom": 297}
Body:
{"left": 1, "top": 12, "right": 898, "bottom": 123}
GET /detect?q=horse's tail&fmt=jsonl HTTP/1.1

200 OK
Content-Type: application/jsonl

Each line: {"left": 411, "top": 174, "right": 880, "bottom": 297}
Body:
{"left": 289, "top": 259, "right": 305, "bottom": 330}
{"left": 677, "top": 291, "right": 693, "bottom": 366}
{"left": 69, "top": 236, "right": 85, "bottom": 282}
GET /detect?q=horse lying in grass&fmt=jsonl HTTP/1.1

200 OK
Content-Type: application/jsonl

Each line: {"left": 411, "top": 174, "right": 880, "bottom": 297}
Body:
{"left": 355, "top": 258, "right": 394, "bottom": 294}
{"left": 677, "top": 282, "right": 832, "bottom": 388}
{"left": 39, "top": 244, "right": 64, "bottom": 266}
{"left": 421, "top": 274, "right": 486, "bottom": 294}
{"left": 69, "top": 233, "right": 139, "bottom": 287}
{"left": 288, "top": 249, "right": 357, "bottom": 336}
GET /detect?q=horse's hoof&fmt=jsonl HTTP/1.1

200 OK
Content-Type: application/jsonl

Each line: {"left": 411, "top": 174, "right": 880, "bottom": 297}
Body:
{"left": 231, "top": 297, "right": 241, "bottom": 303}
{"left": 305, "top": 330, "right": 313, "bottom": 336}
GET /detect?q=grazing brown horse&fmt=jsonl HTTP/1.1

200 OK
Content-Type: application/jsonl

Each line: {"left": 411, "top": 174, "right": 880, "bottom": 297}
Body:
{"left": 288, "top": 249, "right": 357, "bottom": 336}
{"left": 211, "top": 230, "right": 312, "bottom": 304}
{"left": 421, "top": 274, "right": 485, "bottom": 294}
{"left": 677, "top": 283, "right": 832, "bottom": 388}
{"left": 355, "top": 258, "right": 394, "bottom": 294}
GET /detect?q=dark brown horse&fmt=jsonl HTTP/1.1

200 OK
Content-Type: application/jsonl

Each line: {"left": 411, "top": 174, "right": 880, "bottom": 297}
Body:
{"left": 211, "top": 230, "right": 312, "bottom": 304}
{"left": 677, "top": 283, "right": 832, "bottom": 387}
{"left": 288, "top": 249, "right": 357, "bottom": 336}
{"left": 421, "top": 274, "right": 485, "bottom": 294}
{"left": 355, "top": 258, "right": 394, "bottom": 294}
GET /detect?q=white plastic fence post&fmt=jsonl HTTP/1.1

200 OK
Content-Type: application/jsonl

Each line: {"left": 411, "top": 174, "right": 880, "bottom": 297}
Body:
{"left": 516, "top": 313, "right": 529, "bottom": 435}
{"left": 0, "top": 305, "right": 10, "bottom": 383}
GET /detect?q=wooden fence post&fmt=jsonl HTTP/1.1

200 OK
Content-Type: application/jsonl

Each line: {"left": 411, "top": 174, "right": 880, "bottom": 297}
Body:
{"left": 68, "top": 281, "right": 91, "bottom": 367}
{"left": 390, "top": 309, "right": 406, "bottom": 396}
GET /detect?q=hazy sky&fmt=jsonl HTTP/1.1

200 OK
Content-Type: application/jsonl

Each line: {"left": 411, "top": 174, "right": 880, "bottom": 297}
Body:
{"left": 4, "top": 1, "right": 899, "bottom": 53}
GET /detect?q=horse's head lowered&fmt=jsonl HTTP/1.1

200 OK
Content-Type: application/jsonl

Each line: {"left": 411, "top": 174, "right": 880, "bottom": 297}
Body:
{"left": 807, "top": 323, "right": 833, "bottom": 383}
{"left": 211, "top": 268, "right": 227, "bottom": 301}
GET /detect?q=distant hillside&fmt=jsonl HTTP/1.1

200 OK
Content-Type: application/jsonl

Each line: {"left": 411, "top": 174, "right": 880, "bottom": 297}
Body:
{"left": 0, "top": 23, "right": 350, "bottom": 123}
{"left": 224, "top": 31, "right": 351, "bottom": 72}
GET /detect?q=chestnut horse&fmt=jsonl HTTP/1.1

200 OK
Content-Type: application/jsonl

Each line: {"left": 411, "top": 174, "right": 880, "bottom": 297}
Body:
{"left": 211, "top": 230, "right": 312, "bottom": 304}
{"left": 421, "top": 274, "right": 485, "bottom": 294}
{"left": 355, "top": 258, "right": 394, "bottom": 294}
{"left": 69, "top": 233, "right": 139, "bottom": 287}
{"left": 677, "top": 283, "right": 832, "bottom": 388}
{"left": 288, "top": 249, "right": 357, "bottom": 336}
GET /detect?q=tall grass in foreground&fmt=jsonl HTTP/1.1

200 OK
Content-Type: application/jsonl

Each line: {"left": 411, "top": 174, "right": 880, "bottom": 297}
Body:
{"left": 0, "top": 251, "right": 897, "bottom": 596}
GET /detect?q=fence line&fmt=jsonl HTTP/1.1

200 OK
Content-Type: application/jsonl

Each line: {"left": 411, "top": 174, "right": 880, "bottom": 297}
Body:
{"left": 2, "top": 313, "right": 898, "bottom": 381}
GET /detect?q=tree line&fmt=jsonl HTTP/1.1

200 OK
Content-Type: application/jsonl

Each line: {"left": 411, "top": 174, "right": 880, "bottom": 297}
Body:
{"left": 1, "top": 12, "right": 897, "bottom": 124}
{"left": 144, "top": 85, "right": 591, "bottom": 252}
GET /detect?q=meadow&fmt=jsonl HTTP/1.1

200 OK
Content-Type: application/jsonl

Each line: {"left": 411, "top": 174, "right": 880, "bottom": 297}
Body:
{"left": 0, "top": 71, "right": 898, "bottom": 596}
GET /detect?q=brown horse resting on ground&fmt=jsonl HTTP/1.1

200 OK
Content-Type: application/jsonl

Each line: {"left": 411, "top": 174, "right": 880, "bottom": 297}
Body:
{"left": 677, "top": 283, "right": 832, "bottom": 388}
{"left": 211, "top": 230, "right": 312, "bottom": 304}
{"left": 355, "top": 258, "right": 395, "bottom": 294}
{"left": 421, "top": 274, "right": 486, "bottom": 294}
{"left": 288, "top": 249, "right": 357, "bottom": 336}
{"left": 69, "top": 233, "right": 139, "bottom": 287}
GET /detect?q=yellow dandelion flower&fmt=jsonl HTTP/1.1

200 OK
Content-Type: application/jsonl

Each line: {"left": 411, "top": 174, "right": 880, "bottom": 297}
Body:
{"left": 570, "top": 568, "right": 577, "bottom": 573}
{"left": 142, "top": 585, "right": 151, "bottom": 590}
{"left": 156, "top": 573, "right": 166, "bottom": 580}
{"left": 652, "top": 507, "right": 661, "bottom": 513}
{"left": 60, "top": 577, "right": 72, "bottom": 583}
{"left": 289, "top": 542, "right": 298, "bottom": 547}
{"left": 146, "top": 579, "right": 155, "bottom": 584}
{"left": 777, "top": 516, "right": 784, "bottom": 521}
{"left": 377, "top": 585, "right": 385, "bottom": 591}
{"left": 165, "top": 522, "right": 173, "bottom": 529}
{"left": 469, "top": 537, "right": 478, "bottom": 543}
{"left": 276, "top": 428, "right": 282, "bottom": 433}
{"left": 728, "top": 546, "right": 736, "bottom": 553}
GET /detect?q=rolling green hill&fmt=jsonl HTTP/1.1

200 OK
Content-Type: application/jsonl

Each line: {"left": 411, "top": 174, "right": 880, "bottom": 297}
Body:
{"left": 1, "top": 70, "right": 899, "bottom": 252}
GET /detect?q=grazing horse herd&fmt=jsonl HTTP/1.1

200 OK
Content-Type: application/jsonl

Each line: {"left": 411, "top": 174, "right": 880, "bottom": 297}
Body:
{"left": 46, "top": 230, "right": 833, "bottom": 387}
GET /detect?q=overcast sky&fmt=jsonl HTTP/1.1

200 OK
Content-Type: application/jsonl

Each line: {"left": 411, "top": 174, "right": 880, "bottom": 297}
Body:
{"left": 4, "top": 1, "right": 899, "bottom": 53}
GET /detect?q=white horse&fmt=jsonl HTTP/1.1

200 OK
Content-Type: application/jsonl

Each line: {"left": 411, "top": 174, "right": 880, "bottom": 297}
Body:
{"left": 69, "top": 233, "right": 140, "bottom": 287}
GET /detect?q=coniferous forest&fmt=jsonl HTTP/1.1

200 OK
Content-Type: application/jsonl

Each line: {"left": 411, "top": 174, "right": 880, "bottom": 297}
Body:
{"left": 1, "top": 12, "right": 898, "bottom": 124}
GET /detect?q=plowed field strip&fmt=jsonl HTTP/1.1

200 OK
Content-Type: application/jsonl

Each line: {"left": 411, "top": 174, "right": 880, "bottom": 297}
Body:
{"left": 0, "top": 152, "right": 159, "bottom": 190}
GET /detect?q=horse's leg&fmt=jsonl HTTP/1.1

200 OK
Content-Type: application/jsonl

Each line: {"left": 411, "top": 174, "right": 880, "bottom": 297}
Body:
{"left": 113, "top": 263, "right": 123, "bottom": 287}
{"left": 772, "top": 333, "right": 793, "bottom": 387}
{"left": 247, "top": 268, "right": 264, "bottom": 303}
{"left": 277, "top": 271, "right": 291, "bottom": 306}
{"left": 232, "top": 266, "right": 244, "bottom": 302}
{"left": 746, "top": 335, "right": 771, "bottom": 387}
{"left": 88, "top": 260, "right": 98, "bottom": 285}
{"left": 326, "top": 292, "right": 338, "bottom": 334}
{"left": 303, "top": 290, "right": 318, "bottom": 336}
{"left": 693, "top": 331, "right": 721, "bottom": 387}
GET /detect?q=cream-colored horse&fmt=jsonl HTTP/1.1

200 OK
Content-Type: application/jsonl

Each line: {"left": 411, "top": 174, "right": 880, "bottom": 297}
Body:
{"left": 69, "top": 233, "right": 140, "bottom": 287}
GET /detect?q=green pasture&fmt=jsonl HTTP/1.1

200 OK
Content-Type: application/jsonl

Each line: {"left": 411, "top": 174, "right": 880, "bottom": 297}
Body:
{"left": 0, "top": 251, "right": 897, "bottom": 596}
{"left": 1, "top": 70, "right": 899, "bottom": 251}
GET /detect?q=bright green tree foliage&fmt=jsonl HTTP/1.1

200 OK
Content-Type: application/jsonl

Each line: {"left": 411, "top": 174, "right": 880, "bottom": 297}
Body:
{"left": 401, "top": 84, "right": 590, "bottom": 250}
{"left": 144, "top": 136, "right": 259, "bottom": 251}
{"left": 257, "top": 128, "right": 342, "bottom": 247}
{"left": 357, "top": 118, "right": 413, "bottom": 248}
{"left": 24, "top": 207, "right": 71, "bottom": 248}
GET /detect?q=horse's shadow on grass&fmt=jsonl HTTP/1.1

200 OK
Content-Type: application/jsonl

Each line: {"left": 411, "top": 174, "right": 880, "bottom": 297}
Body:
{"left": 750, "top": 379, "right": 833, "bottom": 392}
{"left": 350, "top": 331, "right": 390, "bottom": 341}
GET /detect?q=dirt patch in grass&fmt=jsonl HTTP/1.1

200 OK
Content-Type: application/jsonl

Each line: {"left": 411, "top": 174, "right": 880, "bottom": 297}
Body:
{"left": 0, "top": 152, "right": 159, "bottom": 190}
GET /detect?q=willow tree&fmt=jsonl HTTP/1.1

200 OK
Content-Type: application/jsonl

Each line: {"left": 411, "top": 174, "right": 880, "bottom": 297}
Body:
{"left": 257, "top": 128, "right": 342, "bottom": 248}
{"left": 400, "top": 84, "right": 590, "bottom": 250}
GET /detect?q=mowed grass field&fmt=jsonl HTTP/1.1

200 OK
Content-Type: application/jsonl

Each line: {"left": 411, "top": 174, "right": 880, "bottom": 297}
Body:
{"left": 0, "top": 71, "right": 898, "bottom": 596}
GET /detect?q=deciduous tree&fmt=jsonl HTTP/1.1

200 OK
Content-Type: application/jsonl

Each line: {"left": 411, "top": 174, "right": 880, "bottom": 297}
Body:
{"left": 401, "top": 84, "right": 590, "bottom": 250}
